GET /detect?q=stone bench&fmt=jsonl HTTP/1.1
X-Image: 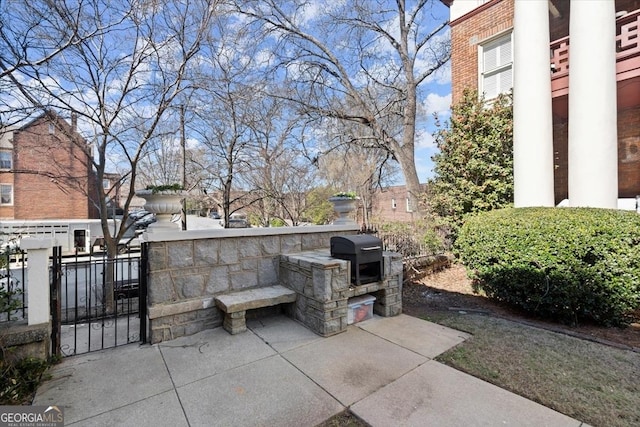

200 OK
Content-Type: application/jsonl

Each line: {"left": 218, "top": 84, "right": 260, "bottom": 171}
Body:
{"left": 214, "top": 285, "right": 297, "bottom": 334}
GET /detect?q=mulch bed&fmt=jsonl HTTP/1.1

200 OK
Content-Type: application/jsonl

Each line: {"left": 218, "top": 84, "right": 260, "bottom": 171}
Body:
{"left": 402, "top": 264, "right": 640, "bottom": 351}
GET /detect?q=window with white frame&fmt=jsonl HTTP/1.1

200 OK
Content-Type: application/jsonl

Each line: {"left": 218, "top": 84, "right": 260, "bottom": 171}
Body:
{"left": 0, "top": 150, "right": 11, "bottom": 169}
{"left": 406, "top": 197, "right": 413, "bottom": 213}
{"left": 479, "top": 32, "right": 513, "bottom": 99}
{"left": 391, "top": 198, "right": 397, "bottom": 209}
{"left": 103, "top": 179, "right": 110, "bottom": 189}
{"left": 0, "top": 184, "right": 13, "bottom": 205}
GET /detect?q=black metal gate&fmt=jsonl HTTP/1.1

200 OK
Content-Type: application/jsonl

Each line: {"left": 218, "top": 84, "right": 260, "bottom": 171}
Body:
{"left": 50, "top": 244, "right": 148, "bottom": 357}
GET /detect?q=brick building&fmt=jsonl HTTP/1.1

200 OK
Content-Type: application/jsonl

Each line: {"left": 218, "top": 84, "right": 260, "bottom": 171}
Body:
{"left": 0, "top": 111, "right": 101, "bottom": 220}
{"left": 443, "top": 0, "right": 640, "bottom": 206}
{"left": 368, "top": 185, "right": 426, "bottom": 223}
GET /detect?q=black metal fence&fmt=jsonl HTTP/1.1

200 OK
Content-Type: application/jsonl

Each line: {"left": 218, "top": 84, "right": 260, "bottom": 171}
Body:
{"left": 359, "top": 223, "right": 453, "bottom": 282}
{"left": 359, "top": 224, "right": 436, "bottom": 258}
{"left": 1, "top": 249, "right": 27, "bottom": 323}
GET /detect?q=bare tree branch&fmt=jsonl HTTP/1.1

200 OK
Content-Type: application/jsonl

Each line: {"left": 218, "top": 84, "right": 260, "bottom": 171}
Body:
{"left": 234, "top": 0, "right": 450, "bottom": 215}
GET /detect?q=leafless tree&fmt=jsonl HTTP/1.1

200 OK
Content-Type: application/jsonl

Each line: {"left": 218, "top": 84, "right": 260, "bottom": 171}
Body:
{"left": 234, "top": 0, "right": 450, "bottom": 216}
{"left": 137, "top": 122, "right": 185, "bottom": 187}
{"left": 240, "top": 92, "right": 319, "bottom": 226}
{"left": 2, "top": 0, "right": 216, "bottom": 245}
{"left": 187, "top": 24, "right": 261, "bottom": 227}
{"left": 0, "top": 1, "right": 101, "bottom": 80}
{"left": 1, "top": 0, "right": 217, "bottom": 309}
{"left": 318, "top": 138, "right": 399, "bottom": 226}
{"left": 0, "top": 0, "right": 113, "bottom": 129}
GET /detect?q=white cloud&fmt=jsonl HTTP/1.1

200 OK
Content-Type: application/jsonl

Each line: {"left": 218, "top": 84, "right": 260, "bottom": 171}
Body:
{"left": 295, "top": 0, "right": 347, "bottom": 26}
{"left": 423, "top": 92, "right": 451, "bottom": 117}
{"left": 254, "top": 49, "right": 275, "bottom": 68}
{"left": 416, "top": 128, "right": 436, "bottom": 148}
{"left": 186, "top": 137, "right": 200, "bottom": 150}
{"left": 428, "top": 60, "right": 451, "bottom": 86}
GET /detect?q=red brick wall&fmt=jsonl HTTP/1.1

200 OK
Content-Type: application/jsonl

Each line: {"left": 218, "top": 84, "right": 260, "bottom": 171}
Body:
{"left": 12, "top": 115, "right": 97, "bottom": 219}
{"left": 551, "top": 105, "right": 640, "bottom": 202}
{"left": 370, "top": 185, "right": 421, "bottom": 223}
{"left": 450, "top": 0, "right": 640, "bottom": 103}
{"left": 450, "top": 0, "right": 514, "bottom": 104}
{"left": 615, "top": 0, "right": 640, "bottom": 199}
{"left": 618, "top": 105, "right": 640, "bottom": 198}
{"left": 553, "top": 118, "right": 569, "bottom": 204}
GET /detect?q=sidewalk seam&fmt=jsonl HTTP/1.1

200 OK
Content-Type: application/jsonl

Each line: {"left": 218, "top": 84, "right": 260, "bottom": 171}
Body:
{"left": 158, "top": 344, "right": 192, "bottom": 427}
{"left": 249, "top": 325, "right": 347, "bottom": 412}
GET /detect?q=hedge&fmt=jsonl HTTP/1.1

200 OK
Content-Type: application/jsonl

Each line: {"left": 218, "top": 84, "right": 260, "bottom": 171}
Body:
{"left": 455, "top": 207, "right": 640, "bottom": 326}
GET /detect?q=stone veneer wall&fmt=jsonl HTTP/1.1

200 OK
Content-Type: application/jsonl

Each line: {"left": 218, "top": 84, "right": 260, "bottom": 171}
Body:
{"left": 279, "top": 250, "right": 403, "bottom": 337}
{"left": 0, "top": 321, "right": 50, "bottom": 361}
{"left": 143, "top": 225, "right": 358, "bottom": 343}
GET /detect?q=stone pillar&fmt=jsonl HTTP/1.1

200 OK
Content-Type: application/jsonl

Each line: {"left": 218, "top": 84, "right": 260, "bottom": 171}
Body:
{"left": 568, "top": 0, "right": 618, "bottom": 208}
{"left": 513, "top": 0, "right": 555, "bottom": 207}
{"left": 21, "top": 238, "right": 52, "bottom": 326}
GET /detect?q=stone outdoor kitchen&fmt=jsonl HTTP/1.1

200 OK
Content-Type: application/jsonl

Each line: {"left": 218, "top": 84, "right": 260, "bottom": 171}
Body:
{"left": 143, "top": 224, "right": 403, "bottom": 343}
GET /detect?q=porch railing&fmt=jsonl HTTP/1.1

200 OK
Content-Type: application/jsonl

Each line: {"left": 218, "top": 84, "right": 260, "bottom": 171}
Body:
{"left": 550, "top": 8, "right": 640, "bottom": 78}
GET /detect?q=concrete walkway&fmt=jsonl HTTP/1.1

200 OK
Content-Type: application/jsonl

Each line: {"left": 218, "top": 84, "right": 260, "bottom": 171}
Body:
{"left": 34, "top": 314, "right": 587, "bottom": 426}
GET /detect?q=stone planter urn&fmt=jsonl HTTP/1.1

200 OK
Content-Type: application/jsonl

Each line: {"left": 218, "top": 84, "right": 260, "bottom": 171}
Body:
{"left": 328, "top": 195, "right": 358, "bottom": 225}
{"left": 135, "top": 188, "right": 186, "bottom": 232}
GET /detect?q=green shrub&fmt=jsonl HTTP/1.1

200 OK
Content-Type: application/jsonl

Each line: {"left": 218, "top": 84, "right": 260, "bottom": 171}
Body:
{"left": 455, "top": 208, "right": 640, "bottom": 326}
{"left": 0, "top": 356, "right": 51, "bottom": 404}
{"left": 429, "top": 89, "right": 513, "bottom": 234}
{"left": 1, "top": 246, "right": 23, "bottom": 316}
{"left": 269, "top": 218, "right": 287, "bottom": 227}
{"left": 144, "top": 183, "right": 184, "bottom": 193}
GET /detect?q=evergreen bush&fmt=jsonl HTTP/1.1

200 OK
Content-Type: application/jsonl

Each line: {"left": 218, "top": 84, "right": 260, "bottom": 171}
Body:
{"left": 455, "top": 207, "right": 640, "bottom": 326}
{"left": 429, "top": 89, "right": 513, "bottom": 234}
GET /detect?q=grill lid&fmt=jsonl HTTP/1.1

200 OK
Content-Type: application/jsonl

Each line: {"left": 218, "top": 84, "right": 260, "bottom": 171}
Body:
{"left": 330, "top": 235, "right": 382, "bottom": 254}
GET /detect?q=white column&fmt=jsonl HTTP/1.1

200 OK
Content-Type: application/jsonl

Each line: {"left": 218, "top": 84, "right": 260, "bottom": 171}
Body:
{"left": 21, "top": 237, "right": 53, "bottom": 326}
{"left": 513, "top": 0, "right": 555, "bottom": 207}
{"left": 568, "top": 0, "right": 618, "bottom": 208}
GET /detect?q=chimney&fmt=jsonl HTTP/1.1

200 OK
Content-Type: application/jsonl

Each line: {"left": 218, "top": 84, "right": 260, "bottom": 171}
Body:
{"left": 71, "top": 113, "right": 77, "bottom": 131}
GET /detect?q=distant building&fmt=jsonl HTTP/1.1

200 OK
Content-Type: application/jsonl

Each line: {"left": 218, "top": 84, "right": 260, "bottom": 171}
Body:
{"left": 368, "top": 184, "right": 427, "bottom": 223}
{"left": 0, "top": 111, "right": 101, "bottom": 220}
{"left": 442, "top": 0, "right": 640, "bottom": 207}
{"left": 102, "top": 171, "right": 125, "bottom": 216}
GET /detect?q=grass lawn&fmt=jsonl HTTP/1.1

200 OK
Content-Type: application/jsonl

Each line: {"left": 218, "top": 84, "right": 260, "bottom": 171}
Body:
{"left": 321, "top": 263, "right": 640, "bottom": 426}
{"left": 320, "top": 309, "right": 639, "bottom": 427}
{"left": 424, "top": 312, "right": 640, "bottom": 427}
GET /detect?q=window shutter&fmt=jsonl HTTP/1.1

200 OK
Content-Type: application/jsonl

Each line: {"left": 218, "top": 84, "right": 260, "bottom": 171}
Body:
{"left": 483, "top": 44, "right": 498, "bottom": 70}
{"left": 481, "top": 33, "right": 513, "bottom": 98}
{"left": 500, "top": 67, "right": 513, "bottom": 93}
{"left": 484, "top": 73, "right": 498, "bottom": 99}
{"left": 499, "top": 37, "right": 511, "bottom": 67}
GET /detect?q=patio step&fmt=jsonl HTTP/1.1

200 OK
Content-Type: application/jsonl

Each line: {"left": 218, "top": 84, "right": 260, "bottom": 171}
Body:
{"left": 215, "top": 285, "right": 297, "bottom": 334}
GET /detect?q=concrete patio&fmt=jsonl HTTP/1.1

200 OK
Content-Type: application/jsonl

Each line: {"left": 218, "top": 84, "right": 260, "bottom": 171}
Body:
{"left": 34, "top": 314, "right": 587, "bottom": 426}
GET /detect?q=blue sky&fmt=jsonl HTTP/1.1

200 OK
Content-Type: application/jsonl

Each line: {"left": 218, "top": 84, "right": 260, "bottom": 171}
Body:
{"left": 415, "top": 67, "right": 451, "bottom": 183}
{"left": 1, "top": 0, "right": 452, "bottom": 186}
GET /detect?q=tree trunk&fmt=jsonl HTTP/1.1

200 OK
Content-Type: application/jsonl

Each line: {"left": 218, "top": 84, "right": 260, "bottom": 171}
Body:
{"left": 396, "top": 144, "right": 423, "bottom": 219}
{"left": 104, "top": 244, "right": 117, "bottom": 315}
